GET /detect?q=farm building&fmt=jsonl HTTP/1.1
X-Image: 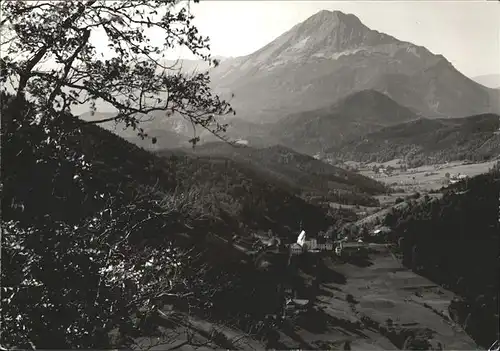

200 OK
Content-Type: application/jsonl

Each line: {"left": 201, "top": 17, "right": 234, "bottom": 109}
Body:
{"left": 318, "top": 243, "right": 334, "bottom": 251}
{"left": 235, "top": 139, "right": 249, "bottom": 146}
{"left": 290, "top": 243, "right": 303, "bottom": 255}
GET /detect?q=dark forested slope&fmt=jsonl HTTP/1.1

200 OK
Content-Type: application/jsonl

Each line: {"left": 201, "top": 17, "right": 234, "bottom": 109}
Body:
{"left": 385, "top": 168, "right": 500, "bottom": 347}
{"left": 269, "top": 90, "right": 419, "bottom": 155}
{"left": 1, "top": 94, "right": 334, "bottom": 349}
{"left": 328, "top": 113, "right": 500, "bottom": 166}
{"left": 170, "top": 142, "right": 388, "bottom": 207}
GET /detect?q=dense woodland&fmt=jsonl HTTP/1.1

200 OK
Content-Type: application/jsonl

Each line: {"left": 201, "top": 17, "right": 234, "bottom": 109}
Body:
{"left": 384, "top": 168, "right": 500, "bottom": 347}
{"left": 269, "top": 89, "right": 419, "bottom": 155}
{"left": 172, "top": 142, "right": 388, "bottom": 207}
{"left": 328, "top": 114, "right": 500, "bottom": 166}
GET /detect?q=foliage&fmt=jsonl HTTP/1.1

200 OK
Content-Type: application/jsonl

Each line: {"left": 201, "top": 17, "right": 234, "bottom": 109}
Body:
{"left": 490, "top": 160, "right": 500, "bottom": 173}
{"left": 0, "top": 92, "right": 217, "bottom": 349}
{"left": 0, "top": 1, "right": 237, "bottom": 347}
{"left": 173, "top": 142, "right": 388, "bottom": 207}
{"left": 1, "top": 213, "right": 195, "bottom": 349}
{"left": 329, "top": 114, "right": 500, "bottom": 165}
{"left": 1, "top": 88, "right": 338, "bottom": 348}
{"left": 0, "top": 0, "right": 233, "bottom": 144}
{"left": 161, "top": 153, "right": 334, "bottom": 239}
{"left": 385, "top": 170, "right": 500, "bottom": 347}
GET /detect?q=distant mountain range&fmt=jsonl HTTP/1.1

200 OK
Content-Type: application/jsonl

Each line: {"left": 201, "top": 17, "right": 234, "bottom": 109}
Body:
{"left": 207, "top": 10, "right": 499, "bottom": 122}
{"left": 82, "top": 9, "right": 500, "bottom": 164}
{"left": 326, "top": 113, "right": 500, "bottom": 165}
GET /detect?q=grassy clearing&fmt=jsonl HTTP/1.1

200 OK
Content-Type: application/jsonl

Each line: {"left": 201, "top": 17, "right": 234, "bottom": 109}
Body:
{"left": 358, "top": 160, "right": 496, "bottom": 192}
{"left": 310, "top": 246, "right": 477, "bottom": 350}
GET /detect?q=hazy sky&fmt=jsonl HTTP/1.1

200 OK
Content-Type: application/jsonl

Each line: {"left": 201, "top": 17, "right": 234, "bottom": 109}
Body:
{"left": 183, "top": 1, "right": 500, "bottom": 78}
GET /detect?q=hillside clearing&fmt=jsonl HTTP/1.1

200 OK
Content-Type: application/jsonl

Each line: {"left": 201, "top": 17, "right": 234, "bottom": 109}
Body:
{"left": 358, "top": 160, "right": 497, "bottom": 192}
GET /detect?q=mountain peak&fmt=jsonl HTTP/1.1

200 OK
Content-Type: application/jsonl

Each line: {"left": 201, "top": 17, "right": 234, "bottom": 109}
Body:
{"left": 337, "top": 90, "right": 396, "bottom": 106}
{"left": 299, "top": 9, "right": 366, "bottom": 34}
{"left": 305, "top": 10, "right": 362, "bottom": 25}
{"left": 263, "top": 9, "right": 389, "bottom": 60}
{"left": 329, "top": 90, "right": 419, "bottom": 120}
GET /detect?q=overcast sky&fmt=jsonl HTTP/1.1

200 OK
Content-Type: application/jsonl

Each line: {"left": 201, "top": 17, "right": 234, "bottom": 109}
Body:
{"left": 183, "top": 1, "right": 500, "bottom": 79}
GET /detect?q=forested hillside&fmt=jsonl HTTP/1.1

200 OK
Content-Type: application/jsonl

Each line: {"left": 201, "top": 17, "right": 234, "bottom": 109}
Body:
{"left": 328, "top": 114, "right": 500, "bottom": 166}
{"left": 384, "top": 168, "right": 500, "bottom": 347}
{"left": 172, "top": 142, "right": 388, "bottom": 207}
{"left": 1, "top": 93, "right": 334, "bottom": 349}
{"left": 270, "top": 90, "right": 419, "bottom": 154}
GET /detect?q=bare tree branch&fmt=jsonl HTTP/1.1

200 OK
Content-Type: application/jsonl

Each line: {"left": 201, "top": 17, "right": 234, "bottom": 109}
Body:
{"left": 2, "top": 0, "right": 233, "bottom": 144}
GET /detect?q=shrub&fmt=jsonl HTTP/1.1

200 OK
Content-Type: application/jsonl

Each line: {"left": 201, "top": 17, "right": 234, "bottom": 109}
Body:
{"left": 395, "top": 197, "right": 405, "bottom": 204}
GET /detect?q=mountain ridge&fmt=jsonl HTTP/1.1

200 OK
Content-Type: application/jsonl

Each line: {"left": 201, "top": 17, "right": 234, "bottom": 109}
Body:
{"left": 81, "top": 10, "right": 500, "bottom": 155}
{"left": 268, "top": 89, "right": 419, "bottom": 154}
{"left": 168, "top": 141, "right": 388, "bottom": 206}
{"left": 206, "top": 10, "right": 499, "bottom": 122}
{"left": 326, "top": 113, "right": 500, "bottom": 165}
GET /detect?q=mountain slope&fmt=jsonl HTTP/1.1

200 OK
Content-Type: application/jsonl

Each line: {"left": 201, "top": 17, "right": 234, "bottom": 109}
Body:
{"left": 171, "top": 142, "right": 388, "bottom": 207}
{"left": 386, "top": 170, "right": 500, "bottom": 347}
{"left": 3, "top": 95, "right": 338, "bottom": 348}
{"left": 79, "top": 111, "right": 195, "bottom": 150}
{"left": 472, "top": 74, "right": 500, "bottom": 89}
{"left": 270, "top": 90, "right": 419, "bottom": 154}
{"left": 327, "top": 113, "right": 500, "bottom": 165}
{"left": 79, "top": 10, "right": 500, "bottom": 148}
{"left": 208, "top": 10, "right": 499, "bottom": 122}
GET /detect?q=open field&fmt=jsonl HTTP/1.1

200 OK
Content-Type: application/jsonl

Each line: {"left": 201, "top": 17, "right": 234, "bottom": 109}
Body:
{"left": 358, "top": 160, "right": 497, "bottom": 192}
{"left": 303, "top": 246, "right": 477, "bottom": 350}
{"left": 335, "top": 160, "right": 496, "bottom": 228}
{"left": 133, "top": 244, "right": 479, "bottom": 350}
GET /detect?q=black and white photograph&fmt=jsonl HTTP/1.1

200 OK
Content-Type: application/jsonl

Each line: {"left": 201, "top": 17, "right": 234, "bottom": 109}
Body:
{"left": 1, "top": 0, "right": 499, "bottom": 350}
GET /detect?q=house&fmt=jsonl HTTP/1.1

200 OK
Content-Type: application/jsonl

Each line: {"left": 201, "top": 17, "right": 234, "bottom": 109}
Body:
{"left": 372, "top": 226, "right": 392, "bottom": 236}
{"left": 334, "top": 241, "right": 344, "bottom": 256}
{"left": 291, "top": 230, "right": 336, "bottom": 254}
{"left": 318, "top": 243, "right": 334, "bottom": 251}
{"left": 304, "top": 238, "right": 317, "bottom": 250}
{"left": 449, "top": 173, "right": 468, "bottom": 184}
{"left": 450, "top": 173, "right": 468, "bottom": 180}
{"left": 284, "top": 298, "right": 310, "bottom": 318}
{"left": 297, "top": 230, "right": 306, "bottom": 246}
{"left": 290, "top": 243, "right": 303, "bottom": 255}
{"left": 334, "top": 245, "right": 343, "bottom": 256}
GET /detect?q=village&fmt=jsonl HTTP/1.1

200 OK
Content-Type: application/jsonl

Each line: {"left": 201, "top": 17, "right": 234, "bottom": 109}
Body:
{"left": 247, "top": 229, "right": 344, "bottom": 256}
{"left": 230, "top": 226, "right": 389, "bottom": 258}
{"left": 249, "top": 229, "right": 388, "bottom": 320}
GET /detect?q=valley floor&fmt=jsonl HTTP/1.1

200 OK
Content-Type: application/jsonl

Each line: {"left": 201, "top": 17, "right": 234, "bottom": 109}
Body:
{"left": 359, "top": 160, "right": 497, "bottom": 192}
{"left": 133, "top": 160, "right": 496, "bottom": 351}
{"left": 138, "top": 245, "right": 478, "bottom": 350}
{"left": 311, "top": 245, "right": 476, "bottom": 350}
